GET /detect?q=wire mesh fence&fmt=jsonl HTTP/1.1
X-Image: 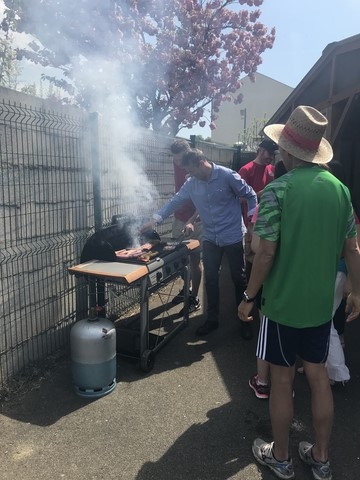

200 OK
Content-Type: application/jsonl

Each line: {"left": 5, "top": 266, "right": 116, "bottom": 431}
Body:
{"left": 0, "top": 100, "right": 92, "bottom": 386}
{"left": 0, "top": 93, "right": 237, "bottom": 388}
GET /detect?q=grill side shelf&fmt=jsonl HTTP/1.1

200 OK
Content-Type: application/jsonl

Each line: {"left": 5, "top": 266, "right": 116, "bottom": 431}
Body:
{"left": 68, "top": 260, "right": 149, "bottom": 285}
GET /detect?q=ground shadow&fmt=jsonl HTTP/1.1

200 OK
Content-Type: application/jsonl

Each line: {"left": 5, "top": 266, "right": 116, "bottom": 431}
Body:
{"left": 136, "top": 401, "right": 271, "bottom": 480}
{"left": 2, "top": 258, "right": 360, "bottom": 480}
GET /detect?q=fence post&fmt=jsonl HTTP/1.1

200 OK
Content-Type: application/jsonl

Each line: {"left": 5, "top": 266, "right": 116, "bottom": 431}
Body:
{"left": 89, "top": 112, "right": 102, "bottom": 231}
{"left": 232, "top": 144, "right": 242, "bottom": 171}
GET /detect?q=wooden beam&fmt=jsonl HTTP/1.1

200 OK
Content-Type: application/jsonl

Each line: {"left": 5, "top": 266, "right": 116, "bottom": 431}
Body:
{"left": 329, "top": 94, "right": 355, "bottom": 144}
{"left": 316, "top": 85, "right": 360, "bottom": 110}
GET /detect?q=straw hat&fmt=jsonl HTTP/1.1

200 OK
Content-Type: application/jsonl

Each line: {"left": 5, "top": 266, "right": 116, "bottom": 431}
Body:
{"left": 264, "top": 105, "right": 333, "bottom": 164}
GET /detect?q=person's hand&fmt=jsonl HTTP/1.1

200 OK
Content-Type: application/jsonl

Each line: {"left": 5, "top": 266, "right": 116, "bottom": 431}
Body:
{"left": 183, "top": 223, "right": 195, "bottom": 236}
{"left": 345, "top": 292, "right": 360, "bottom": 322}
{"left": 140, "top": 219, "right": 157, "bottom": 234}
{"left": 238, "top": 300, "right": 254, "bottom": 322}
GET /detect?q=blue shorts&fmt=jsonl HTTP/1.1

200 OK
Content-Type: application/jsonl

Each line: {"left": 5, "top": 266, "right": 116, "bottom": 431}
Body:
{"left": 256, "top": 316, "right": 331, "bottom": 367}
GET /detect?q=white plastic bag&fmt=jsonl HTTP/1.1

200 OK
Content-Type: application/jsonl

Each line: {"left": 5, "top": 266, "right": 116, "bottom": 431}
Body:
{"left": 326, "top": 271, "right": 350, "bottom": 383}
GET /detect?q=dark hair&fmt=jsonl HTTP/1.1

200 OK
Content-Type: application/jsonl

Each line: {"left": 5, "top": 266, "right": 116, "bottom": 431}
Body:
{"left": 181, "top": 148, "right": 205, "bottom": 167}
{"left": 274, "top": 160, "right": 287, "bottom": 179}
{"left": 170, "top": 139, "right": 191, "bottom": 155}
{"left": 259, "top": 138, "right": 278, "bottom": 155}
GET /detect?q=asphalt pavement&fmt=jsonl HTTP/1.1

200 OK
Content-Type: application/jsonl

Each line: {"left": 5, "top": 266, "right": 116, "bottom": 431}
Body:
{"left": 1, "top": 258, "right": 360, "bottom": 480}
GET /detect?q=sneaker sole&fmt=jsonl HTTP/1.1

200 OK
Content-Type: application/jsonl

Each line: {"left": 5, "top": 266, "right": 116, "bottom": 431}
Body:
{"left": 298, "top": 445, "right": 332, "bottom": 480}
{"left": 310, "top": 468, "right": 332, "bottom": 480}
{"left": 189, "top": 304, "right": 201, "bottom": 314}
{"left": 252, "top": 444, "right": 294, "bottom": 479}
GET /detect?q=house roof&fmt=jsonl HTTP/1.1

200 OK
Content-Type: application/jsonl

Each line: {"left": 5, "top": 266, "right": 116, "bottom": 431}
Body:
{"left": 240, "top": 71, "right": 293, "bottom": 89}
{"left": 265, "top": 33, "right": 360, "bottom": 126}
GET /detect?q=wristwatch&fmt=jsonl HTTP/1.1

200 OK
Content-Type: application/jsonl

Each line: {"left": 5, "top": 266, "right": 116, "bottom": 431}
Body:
{"left": 243, "top": 291, "right": 256, "bottom": 303}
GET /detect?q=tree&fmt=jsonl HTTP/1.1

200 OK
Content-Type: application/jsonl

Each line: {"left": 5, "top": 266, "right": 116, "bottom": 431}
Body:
{"left": 1, "top": 0, "right": 275, "bottom": 135}
{"left": 0, "top": 34, "right": 22, "bottom": 89}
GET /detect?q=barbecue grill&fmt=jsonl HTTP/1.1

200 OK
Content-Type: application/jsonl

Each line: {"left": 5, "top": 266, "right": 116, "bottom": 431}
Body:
{"left": 69, "top": 215, "right": 199, "bottom": 371}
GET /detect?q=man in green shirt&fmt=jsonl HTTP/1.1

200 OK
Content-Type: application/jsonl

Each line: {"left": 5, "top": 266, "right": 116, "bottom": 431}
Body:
{"left": 238, "top": 105, "right": 360, "bottom": 480}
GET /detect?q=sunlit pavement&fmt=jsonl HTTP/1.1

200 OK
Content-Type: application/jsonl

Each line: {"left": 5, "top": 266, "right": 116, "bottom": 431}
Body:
{"left": 1, "top": 257, "right": 359, "bottom": 480}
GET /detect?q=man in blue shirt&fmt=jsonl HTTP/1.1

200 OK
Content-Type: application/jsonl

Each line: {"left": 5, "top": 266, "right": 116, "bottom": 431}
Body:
{"left": 144, "top": 149, "right": 257, "bottom": 338}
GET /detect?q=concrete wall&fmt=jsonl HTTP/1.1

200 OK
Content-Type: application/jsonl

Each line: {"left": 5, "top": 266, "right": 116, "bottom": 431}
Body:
{"left": 211, "top": 73, "right": 293, "bottom": 147}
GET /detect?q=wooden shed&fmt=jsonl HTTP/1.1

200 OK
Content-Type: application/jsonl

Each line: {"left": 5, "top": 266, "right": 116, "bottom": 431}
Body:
{"left": 266, "top": 34, "right": 360, "bottom": 216}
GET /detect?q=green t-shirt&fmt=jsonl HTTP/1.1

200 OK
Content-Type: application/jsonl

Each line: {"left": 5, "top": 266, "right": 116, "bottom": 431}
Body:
{"left": 254, "top": 165, "right": 356, "bottom": 328}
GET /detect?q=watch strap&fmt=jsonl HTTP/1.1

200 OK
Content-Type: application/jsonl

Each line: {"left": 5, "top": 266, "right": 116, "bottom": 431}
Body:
{"left": 243, "top": 291, "right": 256, "bottom": 303}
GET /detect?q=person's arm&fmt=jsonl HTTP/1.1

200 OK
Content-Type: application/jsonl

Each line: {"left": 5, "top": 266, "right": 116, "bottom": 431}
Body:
{"left": 248, "top": 238, "right": 277, "bottom": 294}
{"left": 245, "top": 186, "right": 257, "bottom": 219}
{"left": 141, "top": 183, "right": 191, "bottom": 233}
{"left": 343, "top": 276, "right": 351, "bottom": 298}
{"left": 230, "top": 170, "right": 257, "bottom": 218}
{"left": 238, "top": 167, "right": 252, "bottom": 206}
{"left": 249, "top": 205, "right": 260, "bottom": 253}
{"left": 238, "top": 238, "right": 277, "bottom": 321}
{"left": 238, "top": 166, "right": 249, "bottom": 184}
{"left": 250, "top": 231, "right": 260, "bottom": 254}
{"left": 238, "top": 184, "right": 280, "bottom": 321}
{"left": 343, "top": 236, "right": 360, "bottom": 322}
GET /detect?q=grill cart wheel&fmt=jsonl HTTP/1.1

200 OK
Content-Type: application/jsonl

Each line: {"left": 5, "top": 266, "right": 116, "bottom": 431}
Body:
{"left": 140, "top": 349, "right": 155, "bottom": 372}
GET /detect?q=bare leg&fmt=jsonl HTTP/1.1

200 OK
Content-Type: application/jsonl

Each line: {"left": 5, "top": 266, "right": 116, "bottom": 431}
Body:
{"left": 303, "top": 360, "right": 333, "bottom": 463}
{"left": 269, "top": 363, "right": 295, "bottom": 461}
{"left": 190, "top": 251, "right": 202, "bottom": 298}
{"left": 257, "top": 358, "right": 270, "bottom": 384}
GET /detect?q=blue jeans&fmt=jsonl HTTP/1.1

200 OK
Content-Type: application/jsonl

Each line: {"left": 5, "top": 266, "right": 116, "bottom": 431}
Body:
{"left": 202, "top": 240, "right": 247, "bottom": 323}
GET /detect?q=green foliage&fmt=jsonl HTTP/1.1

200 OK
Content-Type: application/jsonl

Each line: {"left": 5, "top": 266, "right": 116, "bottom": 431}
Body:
{"left": 0, "top": 34, "right": 21, "bottom": 88}
{"left": 20, "top": 82, "right": 36, "bottom": 95}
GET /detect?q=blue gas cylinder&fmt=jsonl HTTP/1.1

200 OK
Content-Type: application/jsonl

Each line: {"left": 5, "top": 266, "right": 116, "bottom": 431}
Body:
{"left": 70, "top": 308, "right": 117, "bottom": 398}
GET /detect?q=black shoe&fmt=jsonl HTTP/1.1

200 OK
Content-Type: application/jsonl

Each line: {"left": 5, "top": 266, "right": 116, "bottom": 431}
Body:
{"left": 240, "top": 320, "right": 253, "bottom": 340}
{"left": 178, "top": 296, "right": 201, "bottom": 317}
{"left": 172, "top": 287, "right": 192, "bottom": 305}
{"left": 195, "top": 321, "right": 219, "bottom": 336}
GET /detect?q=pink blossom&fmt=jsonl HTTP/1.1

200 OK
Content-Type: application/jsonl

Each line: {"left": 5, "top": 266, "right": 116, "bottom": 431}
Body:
{"left": 4, "top": 0, "right": 275, "bottom": 135}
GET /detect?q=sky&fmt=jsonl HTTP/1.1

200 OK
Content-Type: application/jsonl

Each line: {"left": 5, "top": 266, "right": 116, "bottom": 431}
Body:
{"left": 188, "top": 0, "right": 360, "bottom": 138}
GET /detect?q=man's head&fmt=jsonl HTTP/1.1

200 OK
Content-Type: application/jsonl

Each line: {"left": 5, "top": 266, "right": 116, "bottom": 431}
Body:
{"left": 264, "top": 105, "right": 333, "bottom": 170}
{"left": 181, "top": 149, "right": 211, "bottom": 181}
{"left": 255, "top": 138, "right": 278, "bottom": 165}
{"left": 170, "top": 139, "right": 191, "bottom": 166}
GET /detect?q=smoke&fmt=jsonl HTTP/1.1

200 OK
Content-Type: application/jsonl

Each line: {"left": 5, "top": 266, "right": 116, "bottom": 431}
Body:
{"left": 18, "top": 0, "right": 165, "bottom": 221}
